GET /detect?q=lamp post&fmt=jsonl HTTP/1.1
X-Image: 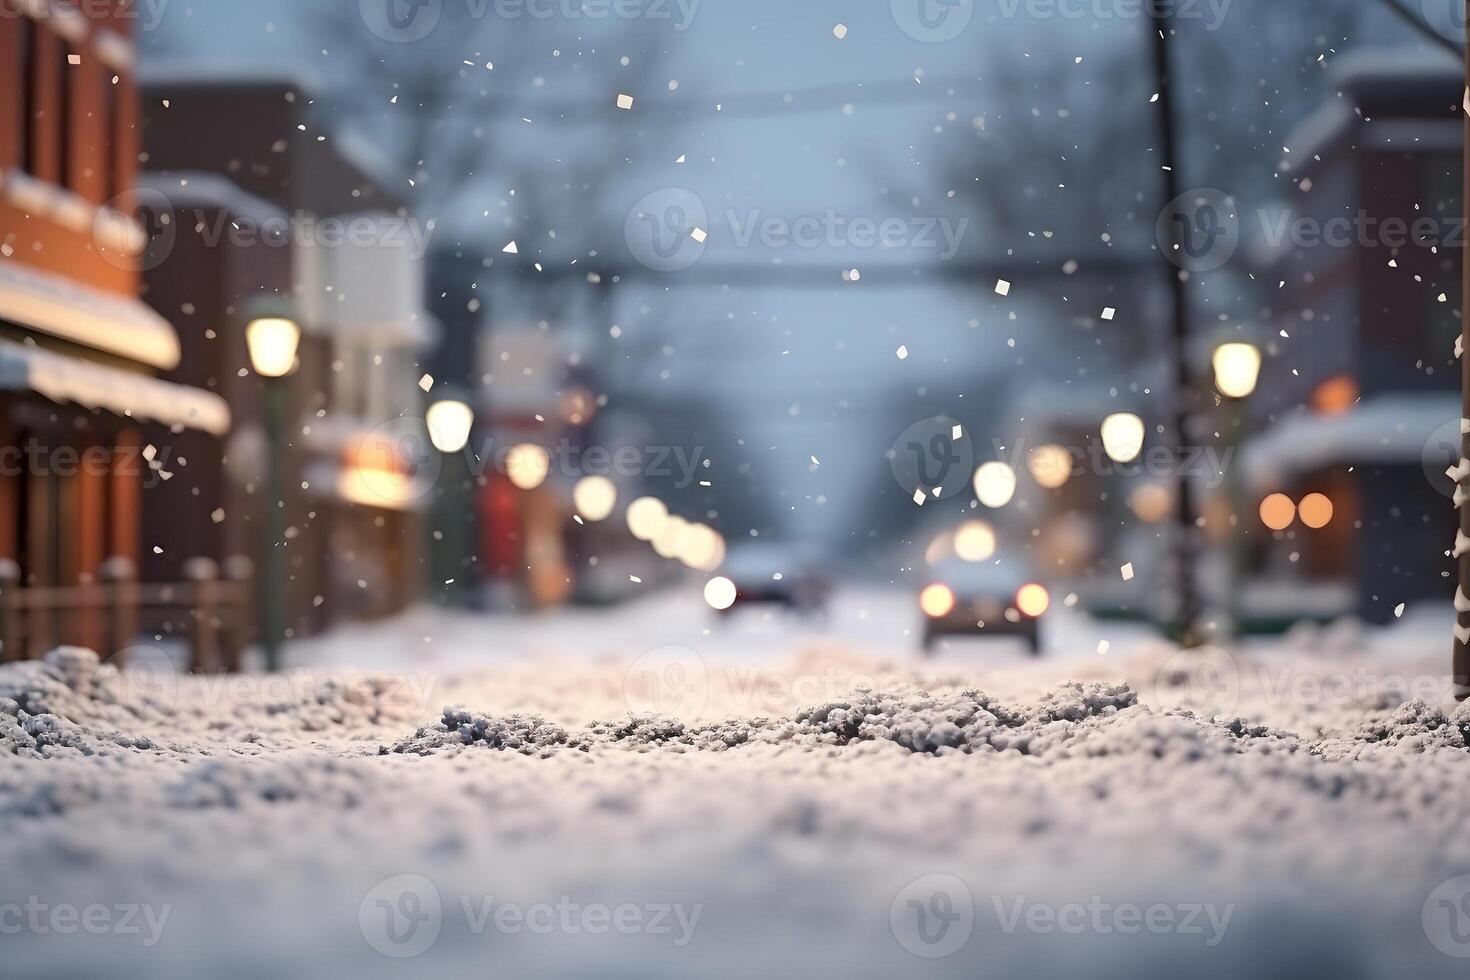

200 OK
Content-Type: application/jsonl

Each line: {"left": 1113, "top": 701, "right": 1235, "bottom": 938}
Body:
{"left": 1212, "top": 339, "right": 1260, "bottom": 638}
{"left": 245, "top": 314, "right": 300, "bottom": 672}
{"left": 426, "top": 398, "right": 475, "bottom": 606}
{"left": 1457, "top": 7, "right": 1470, "bottom": 701}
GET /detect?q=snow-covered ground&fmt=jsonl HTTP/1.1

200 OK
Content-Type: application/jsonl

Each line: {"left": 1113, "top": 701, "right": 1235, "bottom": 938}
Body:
{"left": 4, "top": 588, "right": 1470, "bottom": 978}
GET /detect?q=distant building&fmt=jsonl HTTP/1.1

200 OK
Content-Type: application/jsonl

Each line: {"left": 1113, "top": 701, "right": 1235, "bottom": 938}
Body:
{"left": 138, "top": 72, "right": 435, "bottom": 642}
{"left": 1243, "top": 56, "right": 1460, "bottom": 626}
{"left": 0, "top": 4, "right": 229, "bottom": 661}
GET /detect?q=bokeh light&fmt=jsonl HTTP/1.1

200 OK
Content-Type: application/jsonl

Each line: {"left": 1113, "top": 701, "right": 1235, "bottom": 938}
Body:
{"left": 1259, "top": 492, "right": 1296, "bottom": 531}
{"left": 973, "top": 462, "right": 1018, "bottom": 509}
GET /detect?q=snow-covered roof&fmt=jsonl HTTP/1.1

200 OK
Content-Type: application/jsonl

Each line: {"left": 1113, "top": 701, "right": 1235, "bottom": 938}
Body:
{"left": 1278, "top": 50, "right": 1461, "bottom": 176}
{"left": 0, "top": 260, "right": 181, "bottom": 370}
{"left": 1241, "top": 393, "right": 1459, "bottom": 491}
{"left": 0, "top": 338, "right": 230, "bottom": 435}
{"left": 138, "top": 171, "right": 290, "bottom": 229}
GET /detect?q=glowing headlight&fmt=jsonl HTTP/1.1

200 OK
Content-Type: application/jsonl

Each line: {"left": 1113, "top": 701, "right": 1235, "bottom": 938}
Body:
{"left": 1015, "top": 583, "right": 1050, "bottom": 618}
{"left": 920, "top": 583, "right": 956, "bottom": 618}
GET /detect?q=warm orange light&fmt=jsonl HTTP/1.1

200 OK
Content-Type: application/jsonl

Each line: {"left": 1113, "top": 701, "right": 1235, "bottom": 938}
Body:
{"left": 704, "top": 576, "right": 737, "bottom": 610}
{"left": 1015, "top": 583, "right": 1050, "bottom": 618}
{"left": 1129, "top": 483, "right": 1172, "bottom": 524}
{"left": 920, "top": 583, "right": 956, "bottom": 618}
{"left": 1311, "top": 375, "right": 1358, "bottom": 416}
{"left": 953, "top": 521, "right": 997, "bottom": 562}
{"left": 1259, "top": 492, "right": 1295, "bottom": 531}
{"left": 1298, "top": 492, "right": 1333, "bottom": 529}
{"left": 1027, "top": 444, "right": 1073, "bottom": 490}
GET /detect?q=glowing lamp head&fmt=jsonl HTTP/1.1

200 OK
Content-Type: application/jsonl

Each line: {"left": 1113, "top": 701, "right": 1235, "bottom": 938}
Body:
{"left": 1015, "top": 583, "right": 1050, "bottom": 618}
{"left": 704, "top": 576, "right": 737, "bottom": 611}
{"left": 1100, "top": 412, "right": 1145, "bottom": 464}
{"left": 1027, "top": 444, "right": 1073, "bottom": 490}
{"left": 1259, "top": 492, "right": 1295, "bottom": 531}
{"left": 572, "top": 475, "right": 618, "bottom": 522}
{"left": 679, "top": 524, "right": 726, "bottom": 571}
{"left": 625, "top": 497, "right": 668, "bottom": 541}
{"left": 973, "top": 462, "right": 1018, "bottom": 509}
{"left": 425, "top": 399, "right": 474, "bottom": 454}
{"left": 245, "top": 316, "right": 301, "bottom": 378}
{"left": 505, "top": 444, "right": 551, "bottom": 490}
{"left": 953, "top": 521, "right": 997, "bottom": 562}
{"left": 1213, "top": 341, "right": 1262, "bottom": 399}
{"left": 920, "top": 583, "right": 956, "bottom": 619}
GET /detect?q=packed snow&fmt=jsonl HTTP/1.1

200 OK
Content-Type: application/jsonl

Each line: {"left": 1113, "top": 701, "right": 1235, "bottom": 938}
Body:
{"left": 3, "top": 602, "right": 1470, "bottom": 977}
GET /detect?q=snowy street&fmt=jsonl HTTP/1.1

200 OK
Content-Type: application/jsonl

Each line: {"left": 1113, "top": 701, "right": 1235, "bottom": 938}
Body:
{"left": 4, "top": 592, "right": 1470, "bottom": 977}
{"left": 2, "top": 1, "right": 1469, "bottom": 977}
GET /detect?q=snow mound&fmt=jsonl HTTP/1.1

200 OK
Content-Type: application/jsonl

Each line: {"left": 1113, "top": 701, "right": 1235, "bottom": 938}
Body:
{"left": 0, "top": 647, "right": 434, "bottom": 758}
{"left": 377, "top": 680, "right": 1406, "bottom": 763}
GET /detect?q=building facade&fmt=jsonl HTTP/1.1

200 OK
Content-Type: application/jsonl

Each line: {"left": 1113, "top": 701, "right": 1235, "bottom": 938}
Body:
{"left": 0, "top": 1, "right": 230, "bottom": 662}
{"left": 1242, "top": 58, "right": 1461, "bottom": 627}
{"left": 138, "top": 73, "right": 434, "bottom": 642}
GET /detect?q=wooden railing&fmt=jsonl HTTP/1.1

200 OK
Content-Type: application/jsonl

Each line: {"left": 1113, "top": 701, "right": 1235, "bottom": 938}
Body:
{"left": 0, "top": 557, "right": 253, "bottom": 672}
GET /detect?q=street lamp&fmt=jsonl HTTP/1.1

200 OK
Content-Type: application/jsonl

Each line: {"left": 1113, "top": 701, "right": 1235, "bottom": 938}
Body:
{"left": 1212, "top": 341, "right": 1262, "bottom": 400}
{"left": 426, "top": 399, "right": 474, "bottom": 454}
{"left": 1100, "top": 412, "right": 1145, "bottom": 464}
{"left": 425, "top": 398, "right": 475, "bottom": 606}
{"left": 245, "top": 317, "right": 301, "bottom": 379}
{"left": 1212, "top": 338, "right": 1261, "bottom": 638}
{"left": 573, "top": 475, "right": 618, "bottom": 522}
{"left": 973, "top": 461, "right": 1017, "bottom": 508}
{"left": 245, "top": 312, "right": 300, "bottom": 673}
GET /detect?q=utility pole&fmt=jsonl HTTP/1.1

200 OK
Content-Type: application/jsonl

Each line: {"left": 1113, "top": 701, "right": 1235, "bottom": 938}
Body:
{"left": 1149, "top": 2, "right": 1200, "bottom": 645}
{"left": 1456, "top": 0, "right": 1470, "bottom": 701}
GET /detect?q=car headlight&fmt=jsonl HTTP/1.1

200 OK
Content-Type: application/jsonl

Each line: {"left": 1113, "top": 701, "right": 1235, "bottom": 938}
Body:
{"left": 920, "top": 583, "right": 956, "bottom": 618}
{"left": 1015, "top": 583, "right": 1050, "bottom": 618}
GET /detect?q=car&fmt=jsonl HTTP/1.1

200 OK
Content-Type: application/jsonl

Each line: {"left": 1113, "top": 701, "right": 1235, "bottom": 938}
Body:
{"left": 919, "top": 557, "right": 1050, "bottom": 655}
{"left": 709, "top": 542, "right": 832, "bottom": 616}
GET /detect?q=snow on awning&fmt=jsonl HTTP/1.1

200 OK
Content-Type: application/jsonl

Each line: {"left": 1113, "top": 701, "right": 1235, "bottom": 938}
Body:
{"left": 0, "top": 260, "right": 181, "bottom": 370}
{"left": 1241, "top": 393, "right": 1459, "bottom": 492}
{"left": 0, "top": 340, "right": 230, "bottom": 435}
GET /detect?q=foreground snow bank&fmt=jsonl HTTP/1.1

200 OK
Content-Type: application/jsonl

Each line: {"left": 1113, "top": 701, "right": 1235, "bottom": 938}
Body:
{"left": 3, "top": 643, "right": 1470, "bottom": 978}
